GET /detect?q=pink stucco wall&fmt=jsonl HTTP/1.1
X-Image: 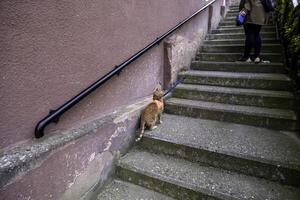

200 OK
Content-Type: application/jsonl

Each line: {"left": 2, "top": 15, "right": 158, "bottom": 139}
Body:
{"left": 0, "top": 1, "right": 227, "bottom": 199}
{"left": 0, "top": 0, "right": 215, "bottom": 150}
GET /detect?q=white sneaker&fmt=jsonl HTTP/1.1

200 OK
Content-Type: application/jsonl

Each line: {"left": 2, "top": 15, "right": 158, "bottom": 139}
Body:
{"left": 254, "top": 57, "right": 261, "bottom": 64}
{"left": 245, "top": 58, "right": 252, "bottom": 63}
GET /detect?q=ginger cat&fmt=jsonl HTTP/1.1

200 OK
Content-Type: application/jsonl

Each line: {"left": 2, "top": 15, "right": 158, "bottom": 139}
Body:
{"left": 135, "top": 86, "right": 164, "bottom": 142}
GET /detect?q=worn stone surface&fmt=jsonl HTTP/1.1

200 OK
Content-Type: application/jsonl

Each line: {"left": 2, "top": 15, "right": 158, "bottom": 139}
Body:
{"left": 173, "top": 84, "right": 295, "bottom": 109}
{"left": 204, "top": 38, "right": 279, "bottom": 45}
{"left": 179, "top": 70, "right": 292, "bottom": 90}
{"left": 165, "top": 98, "right": 297, "bottom": 130}
{"left": 212, "top": 26, "right": 276, "bottom": 33}
{"left": 201, "top": 43, "right": 281, "bottom": 53}
{"left": 97, "top": 179, "right": 175, "bottom": 200}
{"left": 196, "top": 52, "right": 283, "bottom": 62}
{"left": 144, "top": 114, "right": 300, "bottom": 166}
{"left": 117, "top": 149, "right": 300, "bottom": 200}
{"left": 213, "top": 26, "right": 275, "bottom": 33}
{"left": 141, "top": 114, "right": 300, "bottom": 186}
{"left": 208, "top": 32, "right": 277, "bottom": 40}
{"left": 191, "top": 61, "right": 285, "bottom": 73}
{"left": 219, "top": 21, "right": 241, "bottom": 26}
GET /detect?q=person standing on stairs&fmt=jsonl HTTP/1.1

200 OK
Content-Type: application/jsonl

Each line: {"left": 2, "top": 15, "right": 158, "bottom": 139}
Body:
{"left": 238, "top": 0, "right": 267, "bottom": 63}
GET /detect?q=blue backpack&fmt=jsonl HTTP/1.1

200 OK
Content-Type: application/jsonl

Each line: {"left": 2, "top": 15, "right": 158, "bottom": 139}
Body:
{"left": 260, "top": 0, "right": 274, "bottom": 12}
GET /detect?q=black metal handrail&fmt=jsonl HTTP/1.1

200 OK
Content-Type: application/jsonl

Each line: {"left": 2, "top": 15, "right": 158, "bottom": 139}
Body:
{"left": 35, "top": 0, "right": 216, "bottom": 138}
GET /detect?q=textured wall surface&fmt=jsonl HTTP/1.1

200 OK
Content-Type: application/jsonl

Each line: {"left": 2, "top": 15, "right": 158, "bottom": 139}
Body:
{"left": 0, "top": 0, "right": 212, "bottom": 150}
{"left": 0, "top": 0, "right": 226, "bottom": 199}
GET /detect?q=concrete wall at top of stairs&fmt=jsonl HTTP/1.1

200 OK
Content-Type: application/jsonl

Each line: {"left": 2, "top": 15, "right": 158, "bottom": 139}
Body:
{"left": 163, "top": 0, "right": 225, "bottom": 88}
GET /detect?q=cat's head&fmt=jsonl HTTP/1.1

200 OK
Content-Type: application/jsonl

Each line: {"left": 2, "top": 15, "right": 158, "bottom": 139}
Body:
{"left": 153, "top": 84, "right": 164, "bottom": 100}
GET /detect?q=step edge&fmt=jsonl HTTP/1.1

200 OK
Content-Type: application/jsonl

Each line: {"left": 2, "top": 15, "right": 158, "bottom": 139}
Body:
{"left": 143, "top": 133, "right": 300, "bottom": 172}
{"left": 117, "top": 161, "right": 231, "bottom": 200}
{"left": 178, "top": 71, "right": 291, "bottom": 81}
{"left": 191, "top": 60, "right": 284, "bottom": 66}
{"left": 175, "top": 84, "right": 294, "bottom": 99}
{"left": 166, "top": 98, "right": 297, "bottom": 120}
{"left": 118, "top": 150, "right": 300, "bottom": 200}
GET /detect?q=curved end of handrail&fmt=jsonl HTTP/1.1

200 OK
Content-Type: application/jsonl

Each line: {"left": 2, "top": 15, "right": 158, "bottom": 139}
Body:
{"left": 35, "top": 121, "right": 45, "bottom": 138}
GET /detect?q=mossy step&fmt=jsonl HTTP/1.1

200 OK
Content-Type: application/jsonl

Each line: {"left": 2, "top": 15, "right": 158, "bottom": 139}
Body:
{"left": 141, "top": 114, "right": 300, "bottom": 187}
{"left": 204, "top": 38, "right": 279, "bottom": 45}
{"left": 117, "top": 149, "right": 300, "bottom": 200}
{"left": 201, "top": 44, "right": 281, "bottom": 53}
{"left": 178, "top": 70, "right": 292, "bottom": 90}
{"left": 207, "top": 32, "right": 277, "bottom": 40}
{"left": 97, "top": 179, "right": 174, "bottom": 200}
{"left": 173, "top": 84, "right": 294, "bottom": 109}
{"left": 191, "top": 61, "right": 285, "bottom": 73}
{"left": 212, "top": 26, "right": 276, "bottom": 33}
{"left": 165, "top": 98, "right": 297, "bottom": 130}
{"left": 196, "top": 52, "right": 283, "bottom": 62}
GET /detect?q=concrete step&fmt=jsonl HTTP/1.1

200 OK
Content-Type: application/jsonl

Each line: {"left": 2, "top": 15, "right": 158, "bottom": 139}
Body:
{"left": 219, "top": 21, "right": 240, "bottom": 26}
{"left": 229, "top": 5, "right": 239, "bottom": 8}
{"left": 221, "top": 20, "right": 276, "bottom": 27}
{"left": 227, "top": 9, "right": 240, "bottom": 14}
{"left": 200, "top": 43, "right": 281, "bottom": 53}
{"left": 227, "top": 10, "right": 242, "bottom": 15}
{"left": 178, "top": 70, "right": 292, "bottom": 91}
{"left": 165, "top": 98, "right": 298, "bottom": 130}
{"left": 212, "top": 26, "right": 276, "bottom": 34}
{"left": 224, "top": 16, "right": 245, "bottom": 21}
{"left": 223, "top": 17, "right": 247, "bottom": 23}
{"left": 117, "top": 149, "right": 300, "bottom": 200}
{"left": 141, "top": 114, "right": 300, "bottom": 187}
{"left": 204, "top": 38, "right": 279, "bottom": 45}
{"left": 207, "top": 32, "right": 277, "bottom": 40}
{"left": 196, "top": 52, "right": 283, "bottom": 62}
{"left": 191, "top": 61, "right": 285, "bottom": 73}
{"left": 97, "top": 179, "right": 175, "bottom": 200}
{"left": 217, "top": 21, "right": 275, "bottom": 27}
{"left": 229, "top": 5, "right": 239, "bottom": 9}
{"left": 224, "top": 13, "right": 276, "bottom": 24}
{"left": 218, "top": 24, "right": 276, "bottom": 29}
{"left": 226, "top": 13, "right": 242, "bottom": 18}
{"left": 172, "top": 84, "right": 295, "bottom": 109}
{"left": 223, "top": 17, "right": 274, "bottom": 25}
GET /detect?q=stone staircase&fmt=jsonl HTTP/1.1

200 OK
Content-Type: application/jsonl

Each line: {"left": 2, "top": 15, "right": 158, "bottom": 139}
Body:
{"left": 97, "top": 5, "right": 300, "bottom": 200}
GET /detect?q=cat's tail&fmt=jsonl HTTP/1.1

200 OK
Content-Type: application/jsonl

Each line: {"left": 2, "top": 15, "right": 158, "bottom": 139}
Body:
{"left": 135, "top": 120, "right": 145, "bottom": 142}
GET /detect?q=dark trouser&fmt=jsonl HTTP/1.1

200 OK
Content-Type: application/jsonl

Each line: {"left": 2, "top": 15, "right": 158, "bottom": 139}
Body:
{"left": 243, "top": 23, "right": 262, "bottom": 58}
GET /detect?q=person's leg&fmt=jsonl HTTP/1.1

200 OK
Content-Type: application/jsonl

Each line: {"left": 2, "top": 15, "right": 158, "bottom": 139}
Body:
{"left": 239, "top": 23, "right": 255, "bottom": 61}
{"left": 243, "top": 23, "right": 252, "bottom": 59}
{"left": 253, "top": 24, "right": 262, "bottom": 60}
